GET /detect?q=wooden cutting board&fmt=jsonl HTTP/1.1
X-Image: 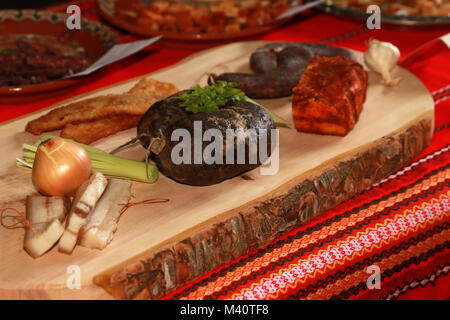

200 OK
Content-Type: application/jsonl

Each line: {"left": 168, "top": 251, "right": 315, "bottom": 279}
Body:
{"left": 0, "top": 41, "right": 434, "bottom": 299}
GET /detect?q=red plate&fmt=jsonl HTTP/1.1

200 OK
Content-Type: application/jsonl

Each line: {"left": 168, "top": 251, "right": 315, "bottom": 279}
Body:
{"left": 97, "top": 0, "right": 299, "bottom": 50}
{"left": 0, "top": 10, "right": 117, "bottom": 104}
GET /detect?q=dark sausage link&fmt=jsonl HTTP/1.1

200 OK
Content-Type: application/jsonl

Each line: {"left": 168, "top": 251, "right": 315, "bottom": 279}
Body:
{"left": 250, "top": 51, "right": 278, "bottom": 74}
{"left": 209, "top": 71, "right": 302, "bottom": 99}
{"left": 212, "top": 42, "right": 354, "bottom": 99}
{"left": 277, "top": 46, "right": 312, "bottom": 70}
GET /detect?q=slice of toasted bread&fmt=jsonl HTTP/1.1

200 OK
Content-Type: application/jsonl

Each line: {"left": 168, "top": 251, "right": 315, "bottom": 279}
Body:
{"left": 60, "top": 115, "right": 141, "bottom": 145}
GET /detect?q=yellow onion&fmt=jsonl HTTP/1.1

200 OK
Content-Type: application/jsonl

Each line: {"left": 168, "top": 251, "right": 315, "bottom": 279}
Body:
{"left": 32, "top": 138, "right": 91, "bottom": 196}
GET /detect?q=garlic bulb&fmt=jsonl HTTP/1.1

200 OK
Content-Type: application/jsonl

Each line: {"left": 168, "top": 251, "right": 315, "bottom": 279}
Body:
{"left": 364, "top": 39, "right": 401, "bottom": 86}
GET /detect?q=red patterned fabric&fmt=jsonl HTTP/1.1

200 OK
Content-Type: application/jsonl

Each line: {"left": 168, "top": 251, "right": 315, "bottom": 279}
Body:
{"left": 0, "top": 1, "right": 448, "bottom": 300}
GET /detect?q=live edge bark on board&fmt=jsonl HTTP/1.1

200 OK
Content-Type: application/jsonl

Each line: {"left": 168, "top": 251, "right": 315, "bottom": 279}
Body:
{"left": 94, "top": 117, "right": 433, "bottom": 300}
{"left": 0, "top": 42, "right": 435, "bottom": 300}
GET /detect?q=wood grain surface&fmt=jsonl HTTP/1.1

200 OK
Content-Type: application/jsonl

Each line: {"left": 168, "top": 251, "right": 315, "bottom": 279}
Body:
{"left": 0, "top": 41, "right": 434, "bottom": 299}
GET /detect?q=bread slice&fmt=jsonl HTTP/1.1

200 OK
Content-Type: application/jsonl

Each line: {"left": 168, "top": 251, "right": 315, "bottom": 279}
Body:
{"left": 58, "top": 173, "right": 108, "bottom": 254}
{"left": 24, "top": 196, "right": 69, "bottom": 258}
{"left": 79, "top": 179, "right": 132, "bottom": 250}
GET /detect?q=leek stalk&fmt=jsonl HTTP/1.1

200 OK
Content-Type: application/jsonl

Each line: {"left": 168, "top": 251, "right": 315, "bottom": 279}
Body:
{"left": 16, "top": 135, "right": 158, "bottom": 183}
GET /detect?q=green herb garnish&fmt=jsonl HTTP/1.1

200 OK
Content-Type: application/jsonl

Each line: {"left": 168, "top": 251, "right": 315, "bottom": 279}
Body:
{"left": 179, "top": 81, "right": 290, "bottom": 128}
{"left": 179, "top": 81, "right": 245, "bottom": 114}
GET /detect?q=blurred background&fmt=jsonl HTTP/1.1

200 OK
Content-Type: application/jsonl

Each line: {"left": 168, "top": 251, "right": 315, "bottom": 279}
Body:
{"left": 0, "top": 1, "right": 66, "bottom": 9}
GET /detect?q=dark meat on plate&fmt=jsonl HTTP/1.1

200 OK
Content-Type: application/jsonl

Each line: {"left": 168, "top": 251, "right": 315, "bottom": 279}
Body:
{"left": 0, "top": 35, "right": 89, "bottom": 86}
{"left": 209, "top": 42, "right": 354, "bottom": 99}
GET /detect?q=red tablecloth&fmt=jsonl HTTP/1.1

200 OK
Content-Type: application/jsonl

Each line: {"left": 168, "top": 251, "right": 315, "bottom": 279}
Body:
{"left": 1, "top": 1, "right": 449, "bottom": 300}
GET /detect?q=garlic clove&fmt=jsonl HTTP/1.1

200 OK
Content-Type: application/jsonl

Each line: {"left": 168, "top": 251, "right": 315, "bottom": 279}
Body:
{"left": 364, "top": 38, "right": 401, "bottom": 86}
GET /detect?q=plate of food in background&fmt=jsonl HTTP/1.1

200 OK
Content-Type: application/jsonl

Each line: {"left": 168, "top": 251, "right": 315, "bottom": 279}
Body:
{"left": 319, "top": 0, "right": 450, "bottom": 27}
{"left": 0, "top": 10, "right": 117, "bottom": 104}
{"left": 97, "top": 0, "right": 304, "bottom": 49}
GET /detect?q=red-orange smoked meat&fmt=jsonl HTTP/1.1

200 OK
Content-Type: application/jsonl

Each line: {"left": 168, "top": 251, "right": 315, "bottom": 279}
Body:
{"left": 292, "top": 56, "right": 368, "bottom": 136}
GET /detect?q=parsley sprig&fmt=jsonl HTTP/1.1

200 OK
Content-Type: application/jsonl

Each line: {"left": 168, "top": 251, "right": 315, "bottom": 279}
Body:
{"left": 179, "top": 81, "right": 245, "bottom": 114}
